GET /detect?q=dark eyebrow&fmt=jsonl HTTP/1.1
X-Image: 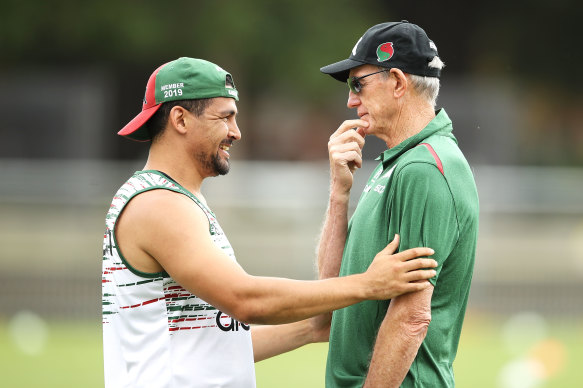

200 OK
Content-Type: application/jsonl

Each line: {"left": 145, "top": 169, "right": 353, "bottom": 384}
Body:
{"left": 218, "top": 109, "right": 236, "bottom": 117}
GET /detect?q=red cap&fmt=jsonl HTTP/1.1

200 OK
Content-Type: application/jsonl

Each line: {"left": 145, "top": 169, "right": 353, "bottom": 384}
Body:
{"left": 117, "top": 62, "right": 168, "bottom": 141}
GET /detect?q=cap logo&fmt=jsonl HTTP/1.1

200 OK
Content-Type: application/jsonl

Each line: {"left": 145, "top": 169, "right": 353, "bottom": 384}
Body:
{"left": 225, "top": 74, "right": 234, "bottom": 89}
{"left": 352, "top": 36, "right": 363, "bottom": 56}
{"left": 429, "top": 40, "right": 438, "bottom": 52}
{"left": 376, "top": 42, "right": 394, "bottom": 62}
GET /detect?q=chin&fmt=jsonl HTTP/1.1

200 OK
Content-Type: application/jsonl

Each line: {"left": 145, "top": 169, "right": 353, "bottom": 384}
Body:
{"left": 213, "top": 159, "right": 231, "bottom": 176}
{"left": 365, "top": 125, "right": 377, "bottom": 136}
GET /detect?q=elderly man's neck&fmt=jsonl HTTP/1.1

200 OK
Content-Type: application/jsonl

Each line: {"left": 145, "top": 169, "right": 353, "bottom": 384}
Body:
{"left": 385, "top": 98, "right": 436, "bottom": 149}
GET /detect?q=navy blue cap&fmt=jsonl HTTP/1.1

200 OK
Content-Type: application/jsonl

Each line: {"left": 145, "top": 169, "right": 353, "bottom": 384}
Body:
{"left": 320, "top": 21, "right": 441, "bottom": 82}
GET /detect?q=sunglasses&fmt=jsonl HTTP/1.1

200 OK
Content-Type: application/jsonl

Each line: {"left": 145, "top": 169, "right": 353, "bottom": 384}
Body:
{"left": 347, "top": 69, "right": 389, "bottom": 94}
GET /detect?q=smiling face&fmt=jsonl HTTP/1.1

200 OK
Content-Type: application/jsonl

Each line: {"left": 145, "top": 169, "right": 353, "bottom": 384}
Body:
{"left": 346, "top": 64, "right": 398, "bottom": 142}
{"left": 187, "top": 97, "right": 241, "bottom": 177}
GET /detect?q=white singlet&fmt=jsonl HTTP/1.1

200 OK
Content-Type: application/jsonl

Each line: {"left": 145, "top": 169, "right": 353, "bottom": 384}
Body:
{"left": 102, "top": 170, "right": 255, "bottom": 388}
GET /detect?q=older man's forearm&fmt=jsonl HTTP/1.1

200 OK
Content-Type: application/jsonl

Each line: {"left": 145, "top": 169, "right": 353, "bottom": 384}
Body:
{"left": 363, "top": 286, "right": 433, "bottom": 387}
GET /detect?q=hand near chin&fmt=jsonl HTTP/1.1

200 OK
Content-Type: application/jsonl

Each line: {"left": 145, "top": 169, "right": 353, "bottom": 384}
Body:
{"left": 364, "top": 235, "right": 437, "bottom": 300}
{"left": 328, "top": 119, "right": 368, "bottom": 194}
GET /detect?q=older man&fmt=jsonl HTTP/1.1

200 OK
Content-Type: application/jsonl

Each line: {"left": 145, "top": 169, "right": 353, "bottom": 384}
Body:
{"left": 319, "top": 21, "right": 479, "bottom": 387}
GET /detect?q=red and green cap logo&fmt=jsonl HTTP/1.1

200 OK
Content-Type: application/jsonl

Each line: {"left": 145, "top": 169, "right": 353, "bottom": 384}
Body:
{"left": 376, "top": 42, "right": 394, "bottom": 62}
{"left": 118, "top": 57, "right": 238, "bottom": 141}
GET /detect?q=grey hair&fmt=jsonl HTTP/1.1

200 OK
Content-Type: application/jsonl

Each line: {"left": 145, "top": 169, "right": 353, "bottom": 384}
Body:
{"left": 406, "top": 56, "right": 445, "bottom": 107}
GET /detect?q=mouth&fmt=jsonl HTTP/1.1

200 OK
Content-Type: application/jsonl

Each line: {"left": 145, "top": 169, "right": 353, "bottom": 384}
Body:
{"left": 218, "top": 142, "right": 232, "bottom": 157}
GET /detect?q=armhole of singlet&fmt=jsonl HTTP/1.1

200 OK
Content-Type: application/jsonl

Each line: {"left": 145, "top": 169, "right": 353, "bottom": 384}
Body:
{"left": 111, "top": 186, "right": 182, "bottom": 278}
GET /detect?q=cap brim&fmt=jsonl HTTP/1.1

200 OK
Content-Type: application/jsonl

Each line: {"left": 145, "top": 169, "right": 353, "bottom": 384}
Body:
{"left": 320, "top": 58, "right": 367, "bottom": 82}
{"left": 117, "top": 104, "right": 162, "bottom": 142}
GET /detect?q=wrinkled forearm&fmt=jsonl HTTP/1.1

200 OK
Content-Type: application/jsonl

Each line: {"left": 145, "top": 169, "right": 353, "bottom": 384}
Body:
{"left": 317, "top": 190, "right": 350, "bottom": 280}
{"left": 363, "top": 286, "right": 433, "bottom": 387}
{"left": 364, "top": 317, "right": 429, "bottom": 387}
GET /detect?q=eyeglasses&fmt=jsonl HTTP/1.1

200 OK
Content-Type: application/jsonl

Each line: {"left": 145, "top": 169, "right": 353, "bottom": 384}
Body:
{"left": 347, "top": 69, "right": 389, "bottom": 94}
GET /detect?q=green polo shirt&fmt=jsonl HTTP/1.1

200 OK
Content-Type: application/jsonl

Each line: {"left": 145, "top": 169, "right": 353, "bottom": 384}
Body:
{"left": 325, "top": 109, "right": 479, "bottom": 387}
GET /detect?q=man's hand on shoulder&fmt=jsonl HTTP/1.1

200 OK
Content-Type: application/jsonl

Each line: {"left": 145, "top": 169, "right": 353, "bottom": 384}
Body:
{"left": 362, "top": 234, "right": 437, "bottom": 300}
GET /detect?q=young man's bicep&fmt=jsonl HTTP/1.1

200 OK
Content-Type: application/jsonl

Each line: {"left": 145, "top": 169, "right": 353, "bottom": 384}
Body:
{"left": 132, "top": 190, "right": 251, "bottom": 309}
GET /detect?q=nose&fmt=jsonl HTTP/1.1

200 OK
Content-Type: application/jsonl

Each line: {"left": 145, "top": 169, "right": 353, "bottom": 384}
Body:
{"left": 229, "top": 120, "right": 242, "bottom": 141}
{"left": 347, "top": 90, "right": 360, "bottom": 109}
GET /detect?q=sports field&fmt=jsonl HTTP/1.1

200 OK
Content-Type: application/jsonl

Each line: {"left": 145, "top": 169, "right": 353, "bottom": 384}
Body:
{"left": 1, "top": 313, "right": 581, "bottom": 387}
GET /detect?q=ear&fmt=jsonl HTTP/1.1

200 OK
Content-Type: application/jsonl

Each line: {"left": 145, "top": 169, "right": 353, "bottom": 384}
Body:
{"left": 168, "top": 106, "right": 190, "bottom": 135}
{"left": 389, "top": 68, "right": 408, "bottom": 99}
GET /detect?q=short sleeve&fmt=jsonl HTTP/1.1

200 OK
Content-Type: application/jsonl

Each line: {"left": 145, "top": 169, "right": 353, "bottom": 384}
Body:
{"left": 387, "top": 162, "right": 459, "bottom": 286}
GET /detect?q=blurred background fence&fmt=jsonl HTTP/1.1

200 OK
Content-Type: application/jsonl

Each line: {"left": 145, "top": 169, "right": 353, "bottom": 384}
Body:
{"left": 1, "top": 159, "right": 582, "bottom": 321}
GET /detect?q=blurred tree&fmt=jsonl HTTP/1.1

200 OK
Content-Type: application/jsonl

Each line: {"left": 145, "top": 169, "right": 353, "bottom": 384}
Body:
{"left": 0, "top": 0, "right": 580, "bottom": 164}
{"left": 1, "top": 0, "right": 383, "bottom": 100}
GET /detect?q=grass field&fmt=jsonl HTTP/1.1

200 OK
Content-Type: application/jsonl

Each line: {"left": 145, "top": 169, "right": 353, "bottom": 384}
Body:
{"left": 1, "top": 313, "right": 581, "bottom": 387}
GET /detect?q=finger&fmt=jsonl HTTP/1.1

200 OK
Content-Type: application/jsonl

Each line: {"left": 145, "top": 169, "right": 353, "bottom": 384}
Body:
{"left": 379, "top": 234, "right": 400, "bottom": 255}
{"left": 339, "top": 119, "right": 369, "bottom": 134}
{"left": 404, "top": 280, "right": 433, "bottom": 293}
{"left": 404, "top": 269, "right": 437, "bottom": 282}
{"left": 330, "top": 147, "right": 363, "bottom": 168}
{"left": 330, "top": 143, "right": 363, "bottom": 161}
{"left": 331, "top": 119, "right": 369, "bottom": 139}
{"left": 402, "top": 258, "right": 438, "bottom": 272}
{"left": 330, "top": 140, "right": 364, "bottom": 153}
{"left": 329, "top": 133, "right": 365, "bottom": 154}
{"left": 335, "top": 128, "right": 366, "bottom": 147}
{"left": 347, "top": 153, "right": 363, "bottom": 171}
{"left": 394, "top": 247, "right": 435, "bottom": 262}
{"left": 333, "top": 151, "right": 363, "bottom": 172}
